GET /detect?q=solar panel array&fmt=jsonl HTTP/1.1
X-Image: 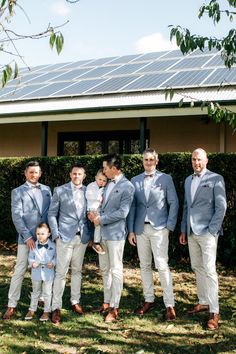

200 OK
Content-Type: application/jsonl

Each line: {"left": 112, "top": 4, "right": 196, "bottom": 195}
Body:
{"left": 0, "top": 49, "right": 235, "bottom": 102}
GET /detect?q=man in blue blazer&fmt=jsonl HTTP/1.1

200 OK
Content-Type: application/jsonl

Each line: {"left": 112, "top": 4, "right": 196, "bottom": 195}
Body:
{"left": 3, "top": 160, "right": 52, "bottom": 320}
{"left": 90, "top": 154, "right": 135, "bottom": 322}
{"left": 180, "top": 148, "right": 227, "bottom": 330}
{"left": 128, "top": 148, "right": 179, "bottom": 321}
{"left": 48, "top": 163, "right": 91, "bottom": 325}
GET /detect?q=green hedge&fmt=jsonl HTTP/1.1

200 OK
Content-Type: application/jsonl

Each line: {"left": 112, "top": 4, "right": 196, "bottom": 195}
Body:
{"left": 0, "top": 154, "right": 235, "bottom": 267}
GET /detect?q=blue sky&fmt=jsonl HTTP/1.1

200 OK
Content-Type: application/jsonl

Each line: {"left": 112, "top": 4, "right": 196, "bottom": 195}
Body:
{"left": 1, "top": 0, "right": 234, "bottom": 67}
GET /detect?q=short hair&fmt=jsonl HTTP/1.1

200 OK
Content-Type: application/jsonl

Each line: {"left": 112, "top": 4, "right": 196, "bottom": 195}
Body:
{"left": 103, "top": 153, "right": 122, "bottom": 170}
{"left": 25, "top": 160, "right": 40, "bottom": 171}
{"left": 143, "top": 148, "right": 158, "bottom": 160}
{"left": 96, "top": 168, "right": 107, "bottom": 177}
{"left": 36, "top": 222, "right": 50, "bottom": 230}
{"left": 70, "top": 163, "right": 86, "bottom": 173}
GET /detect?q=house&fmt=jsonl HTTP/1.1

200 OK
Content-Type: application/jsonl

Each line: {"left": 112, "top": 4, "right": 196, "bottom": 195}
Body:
{"left": 0, "top": 49, "right": 235, "bottom": 157}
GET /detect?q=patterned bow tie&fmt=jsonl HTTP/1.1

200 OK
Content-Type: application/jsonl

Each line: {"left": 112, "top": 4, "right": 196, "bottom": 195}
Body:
{"left": 38, "top": 243, "right": 48, "bottom": 249}
{"left": 110, "top": 179, "right": 116, "bottom": 184}
{"left": 192, "top": 173, "right": 201, "bottom": 178}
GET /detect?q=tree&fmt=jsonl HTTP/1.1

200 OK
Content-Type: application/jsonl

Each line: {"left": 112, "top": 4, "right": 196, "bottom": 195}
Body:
{"left": 0, "top": 0, "right": 66, "bottom": 87}
{"left": 169, "top": 0, "right": 236, "bottom": 129}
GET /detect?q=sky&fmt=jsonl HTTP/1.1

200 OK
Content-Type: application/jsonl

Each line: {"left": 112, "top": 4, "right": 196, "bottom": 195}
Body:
{"left": 1, "top": 0, "right": 234, "bottom": 68}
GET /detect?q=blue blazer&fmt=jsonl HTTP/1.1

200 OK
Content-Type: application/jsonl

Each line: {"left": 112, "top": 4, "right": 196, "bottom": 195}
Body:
{"left": 127, "top": 170, "right": 179, "bottom": 234}
{"left": 48, "top": 182, "right": 91, "bottom": 244}
{"left": 11, "top": 183, "right": 52, "bottom": 245}
{"left": 99, "top": 175, "right": 135, "bottom": 241}
{"left": 28, "top": 239, "right": 56, "bottom": 282}
{"left": 181, "top": 169, "right": 227, "bottom": 236}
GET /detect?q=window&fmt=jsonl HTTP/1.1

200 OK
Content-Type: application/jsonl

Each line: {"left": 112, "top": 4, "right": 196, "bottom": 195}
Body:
{"left": 58, "top": 130, "right": 149, "bottom": 156}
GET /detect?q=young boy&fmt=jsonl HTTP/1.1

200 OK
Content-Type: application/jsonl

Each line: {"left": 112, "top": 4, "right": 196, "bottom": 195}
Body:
{"left": 25, "top": 223, "right": 56, "bottom": 322}
{"left": 86, "top": 169, "right": 107, "bottom": 255}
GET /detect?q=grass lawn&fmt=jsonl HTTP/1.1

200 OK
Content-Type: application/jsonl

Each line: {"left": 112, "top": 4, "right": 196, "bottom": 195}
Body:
{"left": 0, "top": 250, "right": 236, "bottom": 354}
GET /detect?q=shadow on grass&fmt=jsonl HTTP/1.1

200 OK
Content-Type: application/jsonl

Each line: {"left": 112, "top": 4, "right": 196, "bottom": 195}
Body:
{"left": 1, "top": 253, "right": 236, "bottom": 354}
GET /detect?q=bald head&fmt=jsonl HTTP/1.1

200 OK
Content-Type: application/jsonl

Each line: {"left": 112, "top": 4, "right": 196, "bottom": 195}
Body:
{"left": 191, "top": 148, "right": 208, "bottom": 174}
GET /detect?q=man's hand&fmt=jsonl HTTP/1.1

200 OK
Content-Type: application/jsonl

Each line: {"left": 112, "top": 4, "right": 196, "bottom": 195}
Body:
{"left": 94, "top": 216, "right": 100, "bottom": 226}
{"left": 47, "top": 262, "right": 54, "bottom": 269}
{"left": 179, "top": 232, "right": 188, "bottom": 245}
{"left": 26, "top": 238, "right": 35, "bottom": 250}
{"left": 32, "top": 262, "right": 39, "bottom": 268}
{"left": 87, "top": 211, "right": 97, "bottom": 222}
{"left": 128, "top": 232, "right": 137, "bottom": 246}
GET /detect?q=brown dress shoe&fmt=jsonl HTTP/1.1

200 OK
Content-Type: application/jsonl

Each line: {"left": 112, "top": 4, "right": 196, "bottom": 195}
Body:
{"left": 166, "top": 306, "right": 176, "bottom": 321}
{"left": 51, "top": 309, "right": 61, "bottom": 324}
{"left": 188, "top": 304, "right": 209, "bottom": 314}
{"left": 3, "top": 307, "right": 15, "bottom": 320}
{"left": 105, "top": 308, "right": 119, "bottom": 323}
{"left": 72, "top": 303, "right": 84, "bottom": 315}
{"left": 207, "top": 313, "right": 220, "bottom": 330}
{"left": 134, "top": 301, "right": 155, "bottom": 315}
{"left": 94, "top": 303, "right": 110, "bottom": 313}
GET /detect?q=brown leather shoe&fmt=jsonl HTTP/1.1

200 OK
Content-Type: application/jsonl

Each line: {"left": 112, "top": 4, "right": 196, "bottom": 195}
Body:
{"left": 94, "top": 303, "right": 110, "bottom": 313}
{"left": 134, "top": 302, "right": 155, "bottom": 315}
{"left": 207, "top": 313, "right": 220, "bottom": 330}
{"left": 72, "top": 303, "right": 84, "bottom": 315}
{"left": 51, "top": 309, "right": 61, "bottom": 324}
{"left": 188, "top": 304, "right": 209, "bottom": 314}
{"left": 3, "top": 307, "right": 15, "bottom": 320}
{"left": 105, "top": 307, "right": 119, "bottom": 323}
{"left": 166, "top": 306, "right": 176, "bottom": 321}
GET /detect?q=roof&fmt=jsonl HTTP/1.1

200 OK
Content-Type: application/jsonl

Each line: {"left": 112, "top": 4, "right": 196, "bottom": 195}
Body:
{"left": 0, "top": 49, "right": 235, "bottom": 120}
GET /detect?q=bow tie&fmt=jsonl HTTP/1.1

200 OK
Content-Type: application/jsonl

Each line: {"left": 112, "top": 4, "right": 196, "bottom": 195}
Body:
{"left": 31, "top": 185, "right": 41, "bottom": 189}
{"left": 192, "top": 173, "right": 201, "bottom": 178}
{"left": 144, "top": 174, "right": 154, "bottom": 178}
{"left": 38, "top": 243, "right": 48, "bottom": 249}
{"left": 110, "top": 179, "right": 116, "bottom": 184}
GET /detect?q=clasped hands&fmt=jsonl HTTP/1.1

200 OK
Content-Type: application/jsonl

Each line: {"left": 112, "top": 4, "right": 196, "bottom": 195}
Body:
{"left": 87, "top": 211, "right": 100, "bottom": 226}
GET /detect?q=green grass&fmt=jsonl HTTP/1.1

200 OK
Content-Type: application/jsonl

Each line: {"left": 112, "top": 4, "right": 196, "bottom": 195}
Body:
{"left": 0, "top": 251, "right": 236, "bottom": 354}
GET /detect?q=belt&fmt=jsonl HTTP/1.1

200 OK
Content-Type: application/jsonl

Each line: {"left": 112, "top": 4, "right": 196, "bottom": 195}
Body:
{"left": 144, "top": 221, "right": 150, "bottom": 224}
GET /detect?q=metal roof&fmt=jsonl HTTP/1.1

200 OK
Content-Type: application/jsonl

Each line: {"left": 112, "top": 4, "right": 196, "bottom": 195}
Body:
{"left": 0, "top": 49, "right": 235, "bottom": 120}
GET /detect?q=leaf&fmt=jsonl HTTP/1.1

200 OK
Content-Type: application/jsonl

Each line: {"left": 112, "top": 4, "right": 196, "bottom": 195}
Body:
{"left": 13, "top": 62, "right": 19, "bottom": 79}
{"left": 179, "top": 98, "right": 184, "bottom": 107}
{"left": 56, "top": 32, "right": 64, "bottom": 55}
{"left": 49, "top": 32, "right": 56, "bottom": 50}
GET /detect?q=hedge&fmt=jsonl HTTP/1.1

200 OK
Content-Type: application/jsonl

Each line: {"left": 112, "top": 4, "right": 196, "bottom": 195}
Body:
{"left": 0, "top": 153, "right": 235, "bottom": 267}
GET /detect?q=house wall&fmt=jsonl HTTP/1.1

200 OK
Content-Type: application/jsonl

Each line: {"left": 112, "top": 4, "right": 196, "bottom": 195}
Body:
{"left": 0, "top": 115, "right": 235, "bottom": 157}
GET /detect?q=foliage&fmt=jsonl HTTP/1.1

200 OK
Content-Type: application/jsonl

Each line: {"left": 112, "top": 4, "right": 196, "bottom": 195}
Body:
{"left": 0, "top": 0, "right": 65, "bottom": 87}
{"left": 169, "top": 0, "right": 236, "bottom": 129}
{"left": 0, "top": 153, "right": 235, "bottom": 267}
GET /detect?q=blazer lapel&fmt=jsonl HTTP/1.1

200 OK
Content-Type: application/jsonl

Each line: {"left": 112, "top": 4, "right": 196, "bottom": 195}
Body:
{"left": 25, "top": 183, "right": 41, "bottom": 213}
{"left": 66, "top": 183, "right": 79, "bottom": 218}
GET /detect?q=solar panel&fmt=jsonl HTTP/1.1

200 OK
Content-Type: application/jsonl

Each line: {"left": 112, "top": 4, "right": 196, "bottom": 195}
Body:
{"left": 108, "top": 54, "right": 142, "bottom": 65}
{"left": 0, "top": 49, "right": 235, "bottom": 103}
{"left": 137, "top": 51, "right": 169, "bottom": 61}
{"left": 49, "top": 68, "right": 94, "bottom": 82}
{"left": 50, "top": 78, "right": 105, "bottom": 96}
{"left": 109, "top": 63, "right": 150, "bottom": 76}
{"left": 78, "top": 66, "right": 119, "bottom": 79}
{"left": 87, "top": 76, "right": 139, "bottom": 93}
{"left": 20, "top": 82, "right": 73, "bottom": 99}
{"left": 161, "top": 69, "right": 213, "bottom": 87}
{"left": 204, "top": 54, "right": 225, "bottom": 67}
{"left": 137, "top": 59, "right": 178, "bottom": 73}
{"left": 120, "top": 72, "right": 176, "bottom": 91}
{"left": 171, "top": 56, "right": 211, "bottom": 70}
{"left": 203, "top": 67, "right": 236, "bottom": 85}
{"left": 2, "top": 84, "right": 44, "bottom": 100}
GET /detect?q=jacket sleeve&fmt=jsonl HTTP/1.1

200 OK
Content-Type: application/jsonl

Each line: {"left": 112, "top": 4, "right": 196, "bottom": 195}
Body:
{"left": 166, "top": 175, "right": 179, "bottom": 231}
{"left": 11, "top": 188, "right": 32, "bottom": 242}
{"left": 48, "top": 188, "right": 60, "bottom": 241}
{"left": 208, "top": 175, "right": 227, "bottom": 236}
